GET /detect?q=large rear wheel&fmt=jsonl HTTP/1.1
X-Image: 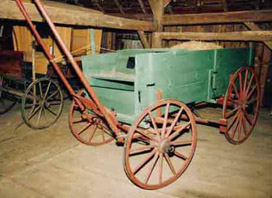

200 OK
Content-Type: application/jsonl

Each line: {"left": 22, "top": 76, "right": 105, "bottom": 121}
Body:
{"left": 124, "top": 100, "right": 197, "bottom": 189}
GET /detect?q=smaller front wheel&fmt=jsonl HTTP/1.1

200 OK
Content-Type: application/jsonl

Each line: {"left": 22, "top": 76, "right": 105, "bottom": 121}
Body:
{"left": 69, "top": 91, "right": 114, "bottom": 146}
{"left": 124, "top": 100, "right": 197, "bottom": 190}
{"left": 21, "top": 78, "right": 63, "bottom": 129}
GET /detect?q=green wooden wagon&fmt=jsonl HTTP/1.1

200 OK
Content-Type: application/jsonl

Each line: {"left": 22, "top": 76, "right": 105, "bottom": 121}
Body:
{"left": 16, "top": 0, "right": 260, "bottom": 190}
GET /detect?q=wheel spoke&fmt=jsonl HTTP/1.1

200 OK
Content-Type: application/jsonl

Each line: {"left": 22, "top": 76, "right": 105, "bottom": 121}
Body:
{"left": 226, "top": 106, "right": 239, "bottom": 118}
{"left": 237, "top": 116, "right": 242, "bottom": 141}
{"left": 101, "top": 129, "right": 105, "bottom": 142}
{"left": 231, "top": 81, "right": 240, "bottom": 99}
{"left": 145, "top": 152, "right": 159, "bottom": 184}
{"left": 158, "top": 153, "right": 163, "bottom": 185}
{"left": 135, "top": 127, "right": 157, "bottom": 142}
{"left": 73, "top": 118, "right": 84, "bottom": 124}
{"left": 246, "top": 74, "right": 254, "bottom": 95}
{"left": 247, "top": 97, "right": 257, "bottom": 105}
{"left": 148, "top": 111, "right": 159, "bottom": 134}
{"left": 165, "top": 107, "right": 183, "bottom": 138}
{"left": 247, "top": 85, "right": 257, "bottom": 100}
{"left": 38, "top": 81, "right": 43, "bottom": 99}
{"left": 174, "top": 150, "right": 188, "bottom": 160}
{"left": 164, "top": 153, "right": 176, "bottom": 175}
{"left": 130, "top": 145, "right": 155, "bottom": 156}
{"left": 227, "top": 110, "right": 239, "bottom": 130}
{"left": 132, "top": 149, "right": 156, "bottom": 175}
{"left": 47, "top": 101, "right": 61, "bottom": 106}
{"left": 241, "top": 116, "right": 248, "bottom": 136}
{"left": 172, "top": 139, "right": 192, "bottom": 146}
{"left": 44, "top": 105, "right": 57, "bottom": 116}
{"left": 44, "top": 81, "right": 52, "bottom": 99}
{"left": 27, "top": 104, "right": 42, "bottom": 120}
{"left": 36, "top": 106, "right": 43, "bottom": 126}
{"left": 239, "top": 72, "right": 243, "bottom": 97}
{"left": 47, "top": 89, "right": 59, "bottom": 100}
{"left": 228, "top": 98, "right": 239, "bottom": 104}
{"left": 229, "top": 115, "right": 240, "bottom": 139}
{"left": 161, "top": 103, "right": 170, "bottom": 138}
{"left": 88, "top": 125, "right": 98, "bottom": 142}
{"left": 244, "top": 112, "right": 253, "bottom": 126}
{"left": 168, "top": 121, "right": 191, "bottom": 141}
{"left": 243, "top": 69, "right": 248, "bottom": 93}
{"left": 42, "top": 107, "right": 49, "bottom": 123}
{"left": 78, "top": 122, "right": 92, "bottom": 135}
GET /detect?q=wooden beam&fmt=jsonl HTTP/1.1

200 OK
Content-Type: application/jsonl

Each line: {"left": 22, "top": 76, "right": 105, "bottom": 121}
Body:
{"left": 113, "top": 0, "right": 125, "bottom": 16}
{"left": 155, "top": 31, "right": 272, "bottom": 42}
{"left": 244, "top": 22, "right": 272, "bottom": 50}
{"left": 259, "top": 47, "right": 271, "bottom": 106}
{"left": 162, "top": 10, "right": 272, "bottom": 25}
{"left": 137, "top": 0, "right": 147, "bottom": 14}
{"left": 148, "top": 0, "right": 164, "bottom": 30}
{"left": 138, "top": 31, "right": 150, "bottom": 48}
{"left": 0, "top": 0, "right": 155, "bottom": 31}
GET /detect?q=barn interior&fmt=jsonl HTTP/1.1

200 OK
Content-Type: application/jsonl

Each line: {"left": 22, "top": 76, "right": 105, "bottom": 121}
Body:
{"left": 0, "top": 0, "right": 272, "bottom": 197}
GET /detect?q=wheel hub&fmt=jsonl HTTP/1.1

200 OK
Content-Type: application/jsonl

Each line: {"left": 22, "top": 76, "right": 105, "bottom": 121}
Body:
{"left": 158, "top": 139, "right": 174, "bottom": 154}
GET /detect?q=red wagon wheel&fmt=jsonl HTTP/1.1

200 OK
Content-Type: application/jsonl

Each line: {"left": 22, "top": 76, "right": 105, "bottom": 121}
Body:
{"left": 223, "top": 66, "right": 260, "bottom": 145}
{"left": 69, "top": 92, "right": 114, "bottom": 146}
{"left": 124, "top": 100, "right": 197, "bottom": 189}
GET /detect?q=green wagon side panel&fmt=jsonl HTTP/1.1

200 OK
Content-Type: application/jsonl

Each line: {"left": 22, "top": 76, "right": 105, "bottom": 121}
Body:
{"left": 211, "top": 48, "right": 254, "bottom": 99}
{"left": 150, "top": 50, "right": 214, "bottom": 104}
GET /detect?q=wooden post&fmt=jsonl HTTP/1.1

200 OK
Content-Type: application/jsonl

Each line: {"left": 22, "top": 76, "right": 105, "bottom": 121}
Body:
{"left": 138, "top": 31, "right": 150, "bottom": 48}
{"left": 151, "top": 32, "right": 162, "bottom": 48}
{"left": 260, "top": 47, "right": 271, "bottom": 107}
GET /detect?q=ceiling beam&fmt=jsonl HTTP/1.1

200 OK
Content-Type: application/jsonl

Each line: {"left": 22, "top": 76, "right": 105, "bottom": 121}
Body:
{"left": 162, "top": 10, "right": 272, "bottom": 25}
{"left": 244, "top": 22, "right": 272, "bottom": 50}
{"left": 0, "top": 0, "right": 155, "bottom": 31}
{"left": 155, "top": 31, "right": 272, "bottom": 42}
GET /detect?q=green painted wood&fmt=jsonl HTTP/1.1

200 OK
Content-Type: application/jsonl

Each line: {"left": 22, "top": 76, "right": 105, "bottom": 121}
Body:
{"left": 82, "top": 48, "right": 253, "bottom": 124}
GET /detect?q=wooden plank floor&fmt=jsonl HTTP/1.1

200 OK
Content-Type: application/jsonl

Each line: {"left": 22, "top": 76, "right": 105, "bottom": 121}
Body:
{"left": 0, "top": 101, "right": 271, "bottom": 198}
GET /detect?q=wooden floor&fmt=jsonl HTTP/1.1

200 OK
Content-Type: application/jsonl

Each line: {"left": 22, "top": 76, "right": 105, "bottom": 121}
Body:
{"left": 0, "top": 101, "right": 271, "bottom": 198}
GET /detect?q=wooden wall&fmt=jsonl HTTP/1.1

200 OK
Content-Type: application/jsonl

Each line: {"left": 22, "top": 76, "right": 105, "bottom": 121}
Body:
{"left": 12, "top": 25, "right": 103, "bottom": 74}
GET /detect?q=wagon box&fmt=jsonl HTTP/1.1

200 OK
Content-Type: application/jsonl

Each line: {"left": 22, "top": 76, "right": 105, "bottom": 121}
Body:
{"left": 82, "top": 48, "right": 254, "bottom": 124}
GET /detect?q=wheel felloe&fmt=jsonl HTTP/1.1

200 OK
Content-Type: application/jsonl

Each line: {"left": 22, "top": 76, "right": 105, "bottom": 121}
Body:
{"left": 69, "top": 92, "right": 114, "bottom": 146}
{"left": 21, "top": 78, "right": 64, "bottom": 129}
{"left": 124, "top": 100, "right": 197, "bottom": 189}
{"left": 223, "top": 66, "right": 260, "bottom": 144}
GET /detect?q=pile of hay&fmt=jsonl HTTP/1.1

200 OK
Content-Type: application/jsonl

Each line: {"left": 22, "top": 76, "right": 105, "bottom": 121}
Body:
{"left": 170, "top": 41, "right": 223, "bottom": 50}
